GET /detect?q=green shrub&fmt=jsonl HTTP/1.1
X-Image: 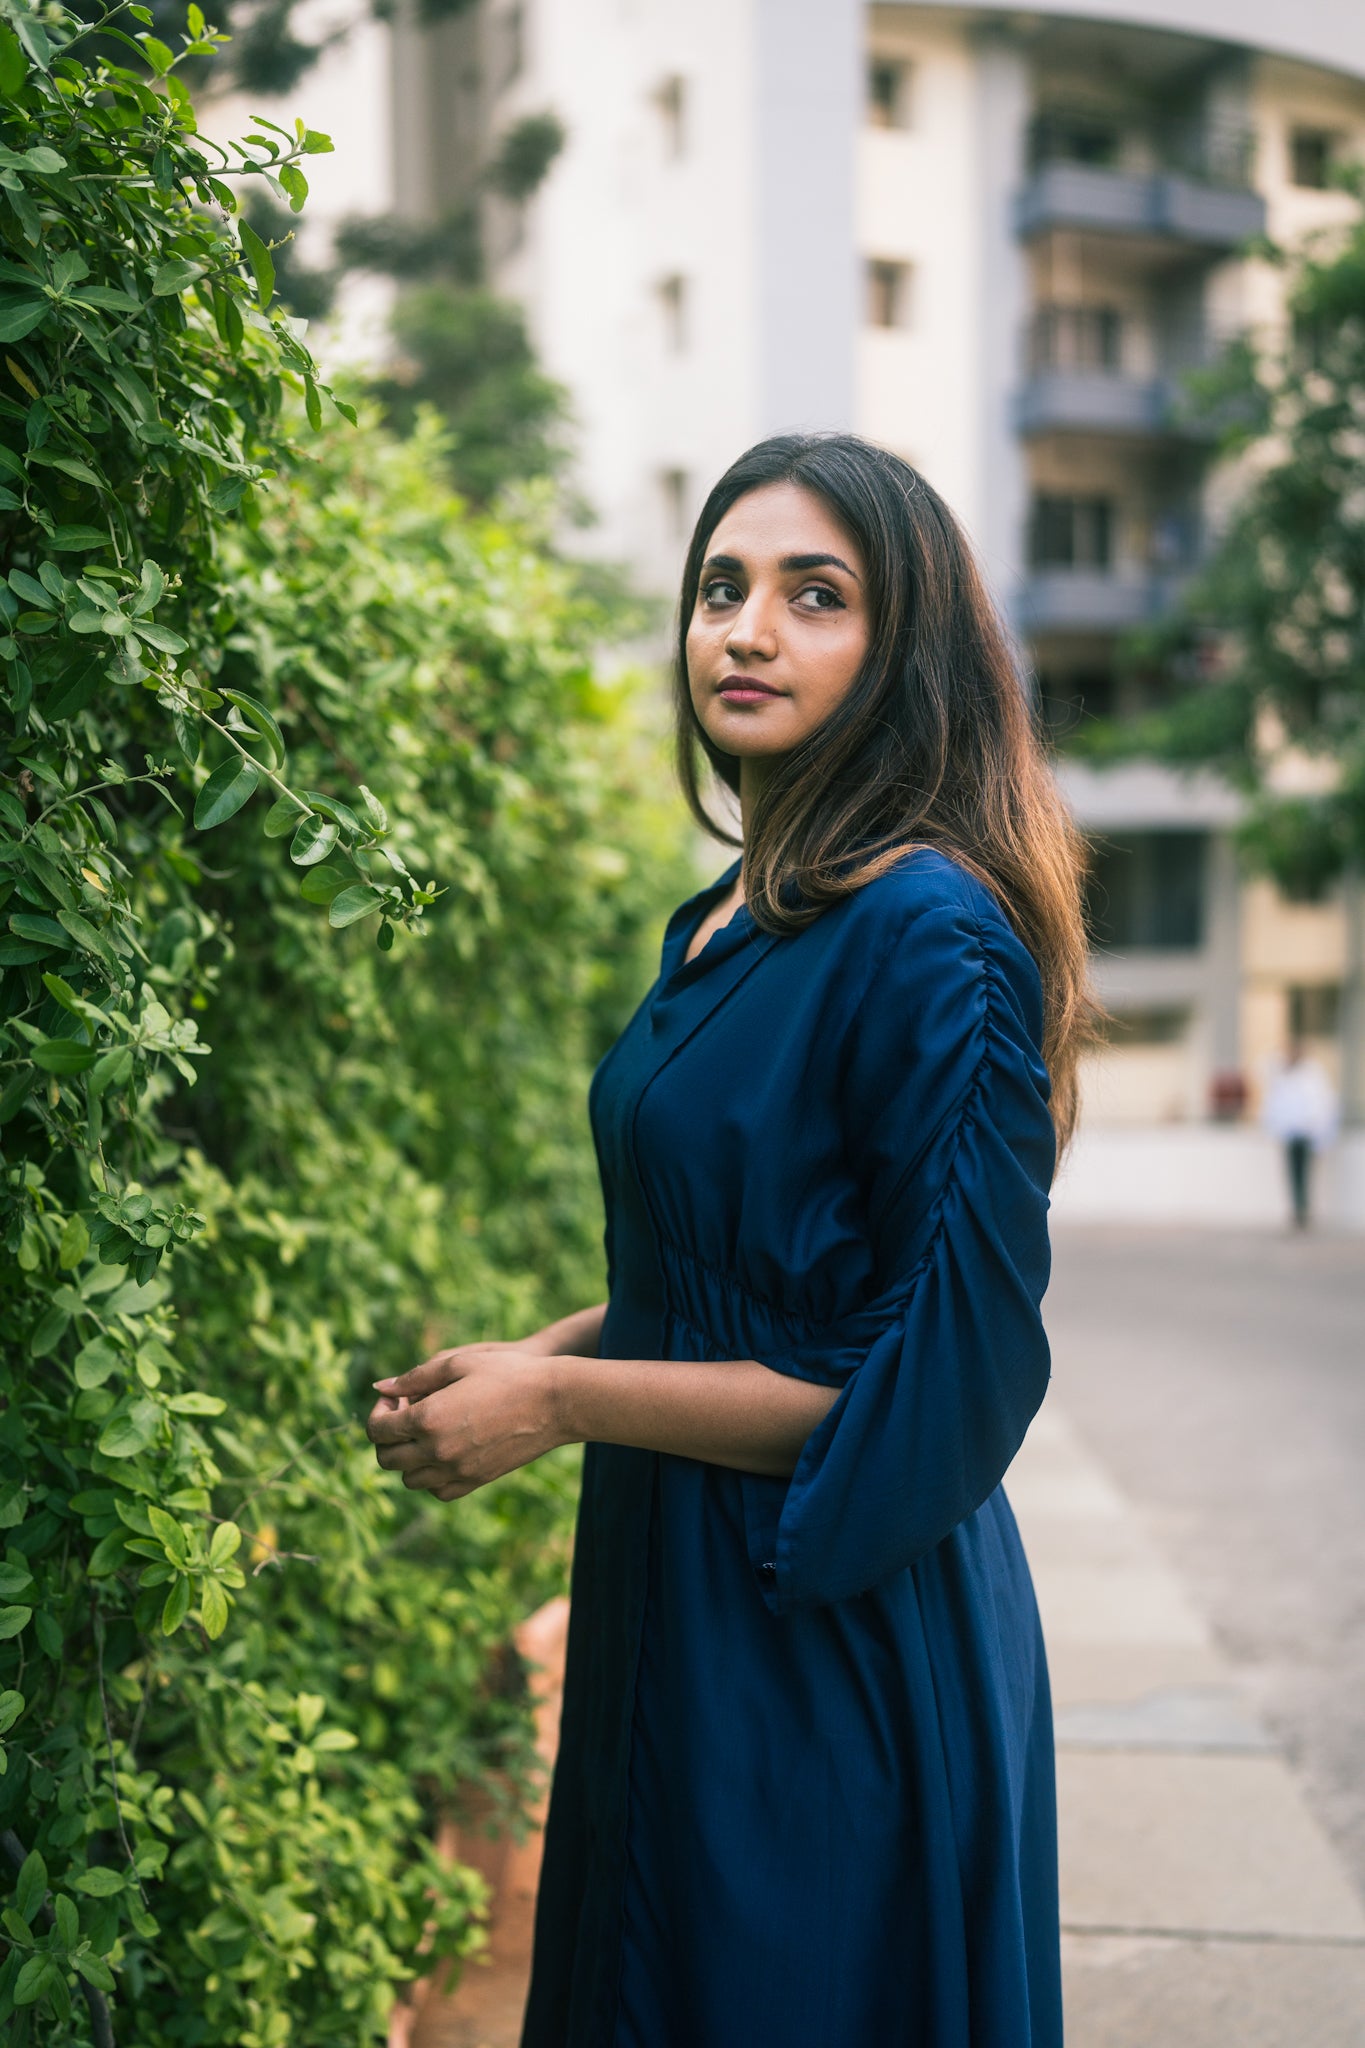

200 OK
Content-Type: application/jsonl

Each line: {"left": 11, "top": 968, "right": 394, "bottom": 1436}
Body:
{"left": 0, "top": 2, "right": 688, "bottom": 2037}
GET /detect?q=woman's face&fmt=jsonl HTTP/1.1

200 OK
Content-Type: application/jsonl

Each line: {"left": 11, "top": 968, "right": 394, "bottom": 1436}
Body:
{"left": 686, "top": 481, "right": 871, "bottom": 767}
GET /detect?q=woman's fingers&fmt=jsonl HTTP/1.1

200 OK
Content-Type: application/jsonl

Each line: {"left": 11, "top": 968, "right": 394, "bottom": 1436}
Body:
{"left": 372, "top": 1349, "right": 467, "bottom": 1400}
{"left": 366, "top": 1399, "right": 423, "bottom": 1447}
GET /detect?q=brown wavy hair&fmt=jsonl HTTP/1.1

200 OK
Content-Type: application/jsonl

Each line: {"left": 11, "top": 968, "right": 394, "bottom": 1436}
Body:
{"left": 674, "top": 432, "right": 1098, "bottom": 1155}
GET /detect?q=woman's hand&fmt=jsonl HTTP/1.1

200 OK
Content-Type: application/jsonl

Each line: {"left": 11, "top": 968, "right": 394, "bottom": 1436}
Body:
{"left": 365, "top": 1344, "right": 564, "bottom": 1500}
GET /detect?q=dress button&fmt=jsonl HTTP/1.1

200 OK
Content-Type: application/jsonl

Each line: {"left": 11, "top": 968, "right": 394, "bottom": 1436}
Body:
{"left": 757, "top": 1561, "right": 777, "bottom": 1579}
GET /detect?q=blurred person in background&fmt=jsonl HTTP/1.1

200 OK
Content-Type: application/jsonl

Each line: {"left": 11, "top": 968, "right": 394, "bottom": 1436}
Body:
{"left": 1262, "top": 1041, "right": 1339, "bottom": 1229}
{"left": 368, "top": 434, "right": 1097, "bottom": 2047}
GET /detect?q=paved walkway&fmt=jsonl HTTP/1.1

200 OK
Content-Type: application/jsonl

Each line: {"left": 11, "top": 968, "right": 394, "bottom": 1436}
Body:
{"left": 1011, "top": 1400, "right": 1365, "bottom": 2045}
{"left": 410, "top": 1397, "right": 1365, "bottom": 2046}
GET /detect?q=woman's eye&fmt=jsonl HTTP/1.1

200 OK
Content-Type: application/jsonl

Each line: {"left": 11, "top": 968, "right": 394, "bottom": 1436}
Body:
{"left": 796, "top": 584, "right": 844, "bottom": 612}
{"left": 701, "top": 579, "right": 742, "bottom": 607}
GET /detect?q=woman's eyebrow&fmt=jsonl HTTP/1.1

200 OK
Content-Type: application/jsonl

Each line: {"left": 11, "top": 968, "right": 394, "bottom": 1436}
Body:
{"left": 780, "top": 552, "right": 860, "bottom": 580}
{"left": 701, "top": 549, "right": 862, "bottom": 580}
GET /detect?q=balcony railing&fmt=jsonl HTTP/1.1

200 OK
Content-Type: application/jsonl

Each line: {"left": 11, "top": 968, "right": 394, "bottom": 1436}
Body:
{"left": 1016, "top": 569, "right": 1192, "bottom": 635}
{"left": 1015, "top": 372, "right": 1213, "bottom": 439}
{"left": 1015, "top": 164, "right": 1266, "bottom": 251}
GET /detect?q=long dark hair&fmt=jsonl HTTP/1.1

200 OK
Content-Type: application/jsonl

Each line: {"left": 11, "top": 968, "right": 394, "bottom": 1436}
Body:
{"left": 674, "top": 432, "right": 1097, "bottom": 1153}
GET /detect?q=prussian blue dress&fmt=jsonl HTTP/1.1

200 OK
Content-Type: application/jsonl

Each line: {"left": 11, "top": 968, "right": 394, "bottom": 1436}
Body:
{"left": 521, "top": 849, "right": 1062, "bottom": 2048}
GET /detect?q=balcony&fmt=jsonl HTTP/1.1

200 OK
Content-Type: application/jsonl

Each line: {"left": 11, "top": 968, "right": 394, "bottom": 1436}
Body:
{"left": 1015, "top": 164, "right": 1266, "bottom": 252}
{"left": 1014, "top": 371, "right": 1212, "bottom": 440}
{"left": 1017, "top": 569, "right": 1189, "bottom": 635}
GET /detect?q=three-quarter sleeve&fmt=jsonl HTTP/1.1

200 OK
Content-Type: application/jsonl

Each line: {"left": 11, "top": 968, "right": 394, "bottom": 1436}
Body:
{"left": 742, "top": 885, "right": 1056, "bottom": 1614}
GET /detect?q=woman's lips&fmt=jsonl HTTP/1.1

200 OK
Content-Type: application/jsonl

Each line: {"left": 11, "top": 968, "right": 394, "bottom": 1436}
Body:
{"left": 717, "top": 677, "right": 784, "bottom": 703}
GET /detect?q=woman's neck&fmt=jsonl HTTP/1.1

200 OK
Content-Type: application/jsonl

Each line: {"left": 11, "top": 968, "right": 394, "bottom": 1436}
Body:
{"left": 738, "top": 756, "right": 776, "bottom": 853}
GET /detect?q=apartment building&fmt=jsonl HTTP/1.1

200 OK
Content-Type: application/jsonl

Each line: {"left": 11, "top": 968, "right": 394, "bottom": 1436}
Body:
{"left": 363, "top": 1, "right": 1365, "bottom": 1140}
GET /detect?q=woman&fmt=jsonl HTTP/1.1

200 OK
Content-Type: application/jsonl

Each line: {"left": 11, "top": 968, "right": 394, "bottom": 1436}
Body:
{"left": 367, "top": 434, "right": 1094, "bottom": 2046}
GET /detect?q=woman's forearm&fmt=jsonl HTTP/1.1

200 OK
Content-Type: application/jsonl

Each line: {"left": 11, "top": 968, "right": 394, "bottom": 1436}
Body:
{"left": 548, "top": 1353, "right": 839, "bottom": 1477}
{"left": 524, "top": 1302, "right": 607, "bottom": 1358}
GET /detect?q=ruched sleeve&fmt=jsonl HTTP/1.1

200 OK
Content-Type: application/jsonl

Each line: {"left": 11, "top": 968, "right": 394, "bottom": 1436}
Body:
{"left": 742, "top": 884, "right": 1056, "bottom": 1614}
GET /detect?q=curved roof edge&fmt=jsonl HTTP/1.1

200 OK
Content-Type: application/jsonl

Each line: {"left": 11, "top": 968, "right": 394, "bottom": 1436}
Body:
{"left": 898, "top": 0, "right": 1365, "bottom": 86}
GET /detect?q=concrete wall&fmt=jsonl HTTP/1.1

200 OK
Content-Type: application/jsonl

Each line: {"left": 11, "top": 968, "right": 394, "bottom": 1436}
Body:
{"left": 1052, "top": 1126, "right": 1365, "bottom": 1229}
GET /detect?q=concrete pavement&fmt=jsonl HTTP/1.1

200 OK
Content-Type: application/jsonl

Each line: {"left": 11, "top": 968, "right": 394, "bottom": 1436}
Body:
{"left": 1008, "top": 1399, "right": 1365, "bottom": 2045}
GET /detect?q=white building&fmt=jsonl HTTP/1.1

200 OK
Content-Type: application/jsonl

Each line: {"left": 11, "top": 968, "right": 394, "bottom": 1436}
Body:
{"left": 222, "top": 1, "right": 1365, "bottom": 1219}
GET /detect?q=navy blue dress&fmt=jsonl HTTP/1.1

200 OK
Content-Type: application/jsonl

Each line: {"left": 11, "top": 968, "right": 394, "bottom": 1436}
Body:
{"left": 522, "top": 849, "right": 1062, "bottom": 2047}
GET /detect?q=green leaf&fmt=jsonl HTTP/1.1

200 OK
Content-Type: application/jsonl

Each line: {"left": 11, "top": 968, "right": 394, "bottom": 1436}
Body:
{"left": 290, "top": 813, "right": 339, "bottom": 866}
{"left": 301, "top": 128, "right": 334, "bottom": 154}
{"left": 98, "top": 1398, "right": 160, "bottom": 1459}
{"left": 223, "top": 689, "right": 285, "bottom": 767}
{"left": 162, "top": 1574, "right": 192, "bottom": 1634}
{"left": 72, "top": 1866, "right": 124, "bottom": 1897}
{"left": 53, "top": 1892, "right": 78, "bottom": 1949}
{"left": 140, "top": 34, "right": 175, "bottom": 74}
{"left": 164, "top": 1391, "right": 226, "bottom": 1415}
{"left": 0, "top": 298, "right": 47, "bottom": 343}
{"left": 72, "top": 1950, "right": 116, "bottom": 1992}
{"left": 134, "top": 619, "right": 188, "bottom": 654}
{"left": 194, "top": 755, "right": 260, "bottom": 830}
{"left": 9, "top": 912, "right": 66, "bottom": 943}
{"left": 75, "top": 1337, "right": 120, "bottom": 1388}
{"left": 279, "top": 161, "right": 308, "bottom": 212}
{"left": 50, "top": 527, "right": 109, "bottom": 552}
{"left": 237, "top": 218, "right": 275, "bottom": 309}
{"left": 14, "top": 1849, "right": 45, "bottom": 1922}
{"left": 32, "top": 1038, "right": 98, "bottom": 1074}
{"left": 22, "top": 146, "right": 65, "bottom": 175}
{"left": 88, "top": 1047, "right": 133, "bottom": 1095}
{"left": 304, "top": 375, "right": 322, "bottom": 431}
{"left": 264, "top": 793, "right": 308, "bottom": 837}
{"left": 29, "top": 1304, "right": 68, "bottom": 1356}
{"left": 148, "top": 1506, "right": 188, "bottom": 1564}
{"left": 87, "top": 1527, "right": 129, "bottom": 1575}
{"left": 0, "top": 1691, "right": 23, "bottom": 1734}
{"left": 358, "top": 784, "right": 389, "bottom": 832}
{"left": 200, "top": 1576, "right": 228, "bottom": 1637}
{"left": 312, "top": 1726, "right": 359, "bottom": 1752}
{"left": 209, "top": 1520, "right": 242, "bottom": 1566}
{"left": 328, "top": 885, "right": 384, "bottom": 929}
{"left": 0, "top": 1607, "right": 31, "bottom": 1639}
{"left": 299, "top": 864, "right": 345, "bottom": 904}
{"left": 59, "top": 1212, "right": 90, "bottom": 1269}
{"left": 151, "top": 255, "right": 204, "bottom": 297}
{"left": 0, "top": 22, "right": 28, "bottom": 94}
{"left": 8, "top": 570, "right": 52, "bottom": 608}
{"left": 13, "top": 1954, "right": 59, "bottom": 2007}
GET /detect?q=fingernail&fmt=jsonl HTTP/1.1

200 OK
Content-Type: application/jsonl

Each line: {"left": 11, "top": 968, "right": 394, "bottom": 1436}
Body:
{"left": 372, "top": 1379, "right": 395, "bottom": 1391}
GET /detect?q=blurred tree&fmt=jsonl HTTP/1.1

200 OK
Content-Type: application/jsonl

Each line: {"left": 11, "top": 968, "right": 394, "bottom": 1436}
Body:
{"left": 1073, "top": 176, "right": 1365, "bottom": 900}
{"left": 371, "top": 286, "right": 568, "bottom": 503}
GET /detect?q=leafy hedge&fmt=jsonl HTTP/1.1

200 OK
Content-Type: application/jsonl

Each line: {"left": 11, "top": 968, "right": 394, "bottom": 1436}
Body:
{"left": 0, "top": 3, "right": 686, "bottom": 2038}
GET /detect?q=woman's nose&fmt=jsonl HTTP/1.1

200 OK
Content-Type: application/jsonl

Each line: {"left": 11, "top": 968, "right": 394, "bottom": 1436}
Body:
{"left": 725, "top": 595, "right": 779, "bottom": 660}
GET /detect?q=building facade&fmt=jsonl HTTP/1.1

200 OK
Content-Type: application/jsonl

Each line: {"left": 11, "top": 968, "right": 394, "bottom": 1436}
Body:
{"left": 306, "top": 0, "right": 1365, "bottom": 1146}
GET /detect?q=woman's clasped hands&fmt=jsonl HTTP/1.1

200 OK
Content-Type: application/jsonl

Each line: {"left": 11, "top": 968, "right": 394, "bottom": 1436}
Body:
{"left": 366, "top": 1342, "right": 563, "bottom": 1501}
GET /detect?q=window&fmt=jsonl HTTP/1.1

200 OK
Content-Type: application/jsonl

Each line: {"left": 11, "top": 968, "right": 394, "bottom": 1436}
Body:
{"left": 1288, "top": 984, "right": 1341, "bottom": 1038}
{"left": 1101, "top": 1007, "right": 1191, "bottom": 1045}
{"left": 1031, "top": 304, "right": 1122, "bottom": 374}
{"left": 1028, "top": 495, "right": 1114, "bottom": 571}
{"left": 656, "top": 74, "right": 686, "bottom": 159}
{"left": 1290, "top": 126, "right": 1335, "bottom": 190}
{"left": 657, "top": 274, "right": 687, "bottom": 352}
{"left": 867, "top": 56, "right": 911, "bottom": 130}
{"left": 1037, "top": 667, "right": 1116, "bottom": 739}
{"left": 1028, "top": 109, "right": 1122, "bottom": 172}
{"left": 1085, "top": 832, "right": 1207, "bottom": 951}
{"left": 866, "top": 258, "right": 911, "bottom": 330}
{"left": 660, "top": 468, "right": 689, "bottom": 541}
